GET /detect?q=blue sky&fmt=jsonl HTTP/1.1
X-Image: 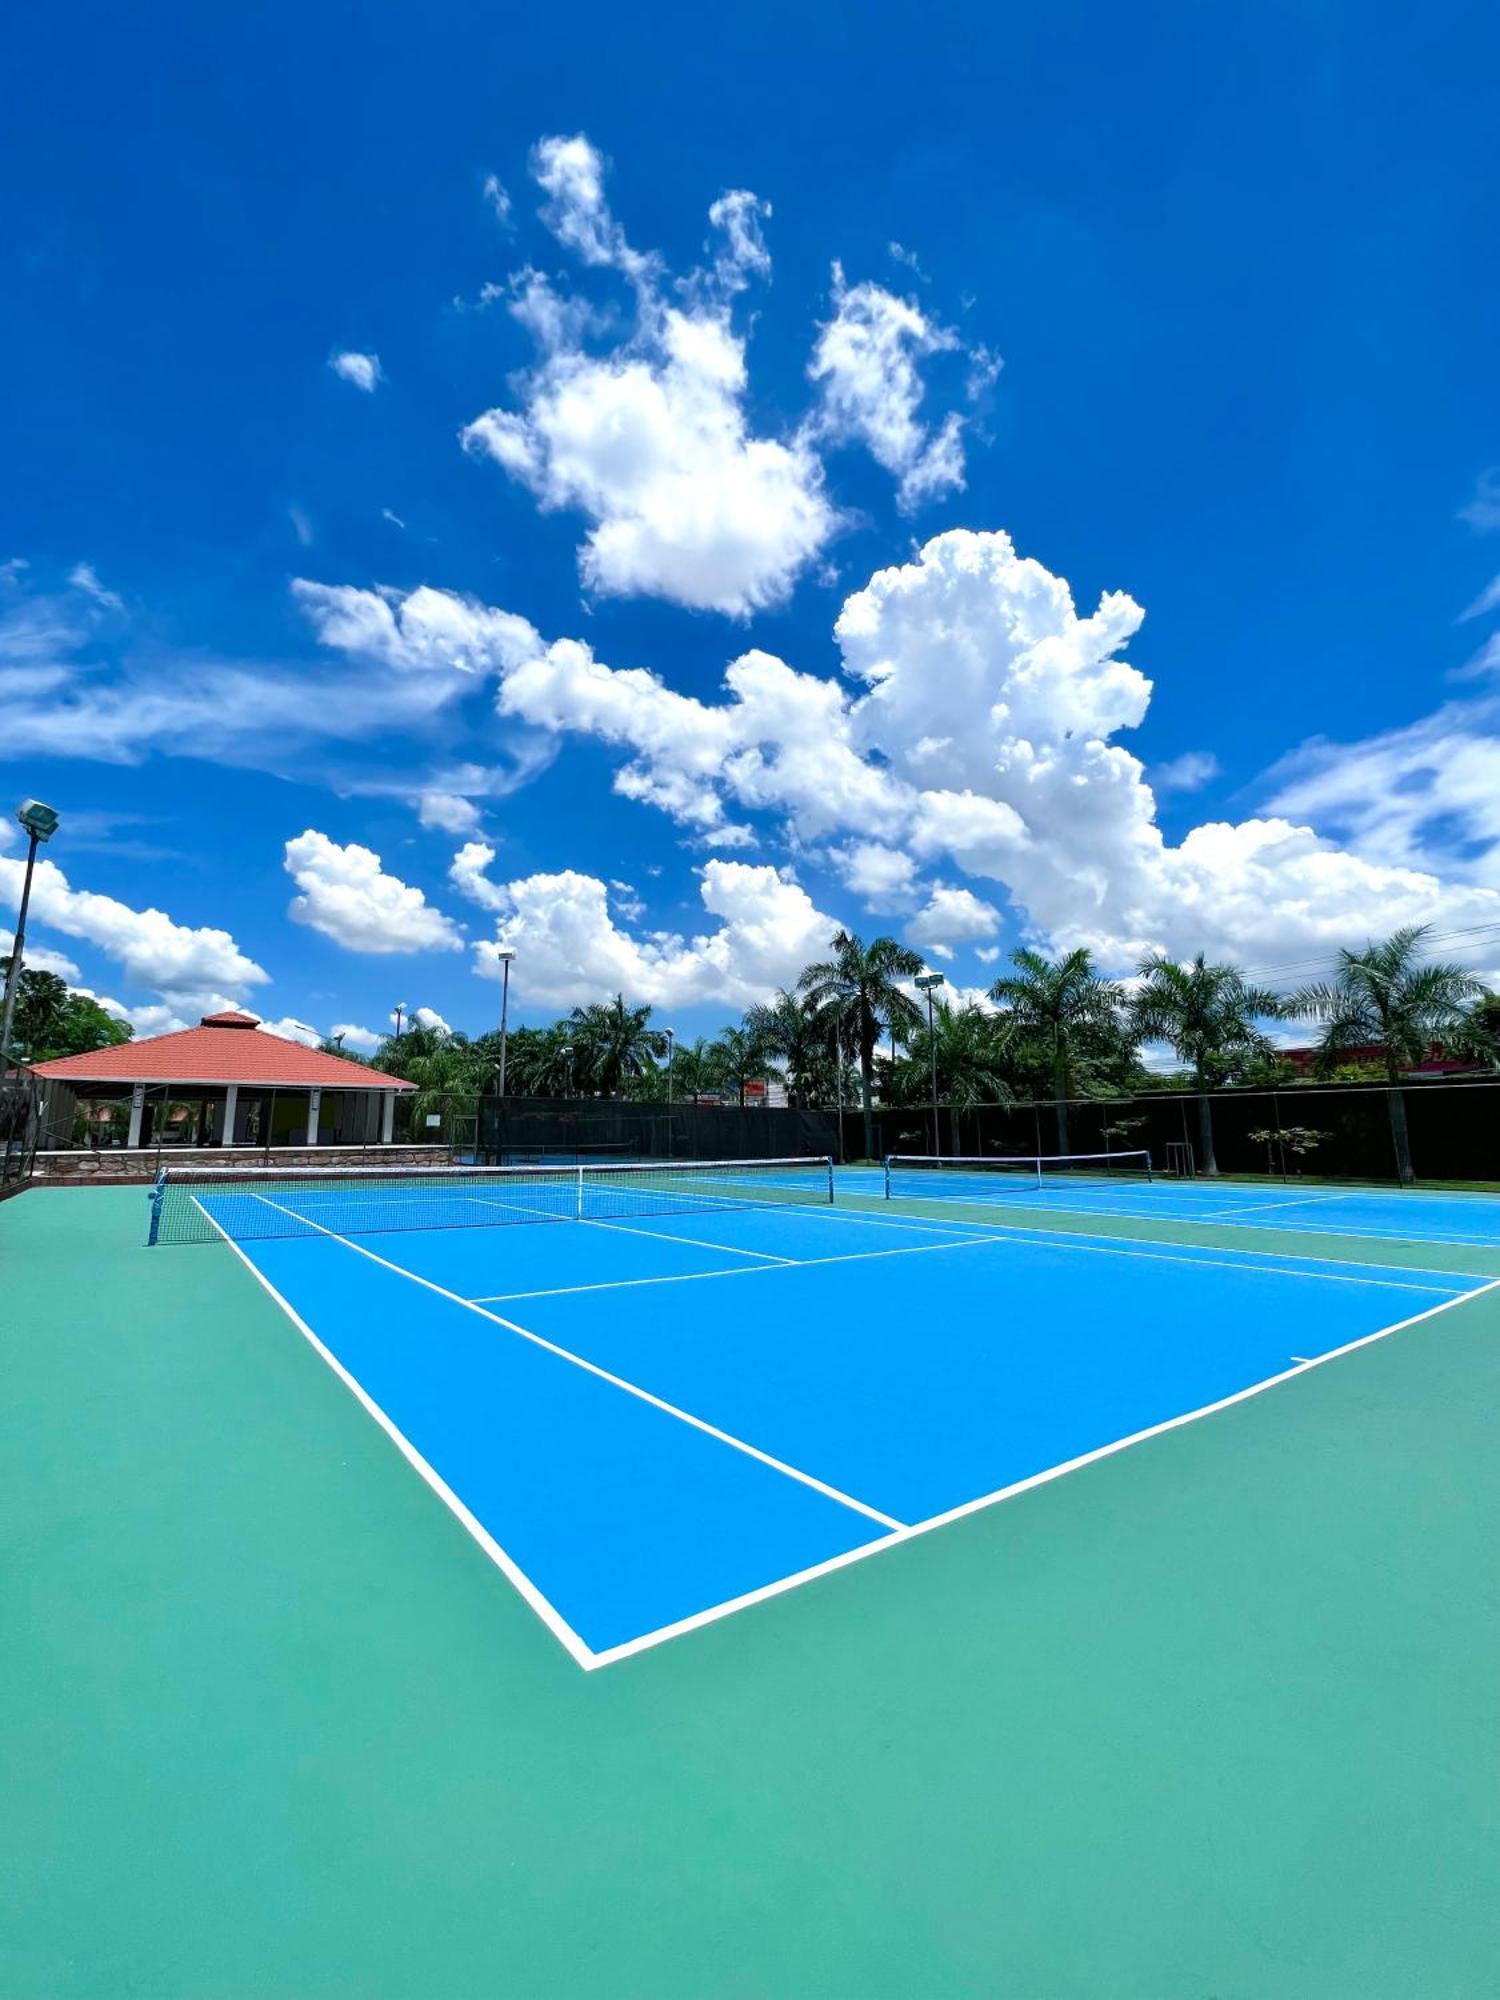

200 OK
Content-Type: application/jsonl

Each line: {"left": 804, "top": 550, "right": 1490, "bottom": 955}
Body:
{"left": 3, "top": 0, "right": 1500, "bottom": 1051}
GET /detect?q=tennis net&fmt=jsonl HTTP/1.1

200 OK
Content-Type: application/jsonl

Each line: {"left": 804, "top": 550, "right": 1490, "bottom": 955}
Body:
{"left": 149, "top": 1155, "right": 834, "bottom": 1247}
{"left": 885, "top": 1151, "right": 1153, "bottom": 1201}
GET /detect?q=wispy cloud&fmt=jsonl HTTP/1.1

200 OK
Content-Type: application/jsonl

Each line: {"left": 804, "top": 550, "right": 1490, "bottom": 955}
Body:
{"left": 329, "top": 350, "right": 383, "bottom": 393}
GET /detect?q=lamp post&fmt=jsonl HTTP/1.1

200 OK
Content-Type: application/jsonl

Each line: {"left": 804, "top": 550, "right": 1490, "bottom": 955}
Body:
{"left": 560, "top": 1042, "right": 574, "bottom": 1099}
{"left": 495, "top": 946, "right": 515, "bottom": 1097}
{"left": 915, "top": 971, "right": 945, "bottom": 1157}
{"left": 662, "top": 1026, "right": 676, "bottom": 1158}
{"left": 392, "top": 1002, "right": 406, "bottom": 1040}
{"left": 1, "top": 799, "right": 60, "bottom": 1071}
{"left": 832, "top": 1020, "right": 846, "bottom": 1166}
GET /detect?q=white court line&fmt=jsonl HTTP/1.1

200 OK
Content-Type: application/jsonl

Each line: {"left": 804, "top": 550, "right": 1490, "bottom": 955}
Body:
{"left": 588, "top": 1273, "right": 1500, "bottom": 1668}
{"left": 580, "top": 1214, "right": 795, "bottom": 1264}
{"left": 468, "top": 1233, "right": 1002, "bottom": 1304}
{"left": 1199, "top": 1192, "right": 1353, "bottom": 1220}
{"left": 244, "top": 1192, "right": 905, "bottom": 1540}
{"left": 755, "top": 1197, "right": 1472, "bottom": 1295}
{"left": 869, "top": 1185, "right": 1500, "bottom": 1254}
{"left": 191, "top": 1200, "right": 599, "bottom": 1670}
{"left": 829, "top": 1191, "right": 1493, "bottom": 1284}
{"left": 206, "top": 1193, "right": 1500, "bottom": 1672}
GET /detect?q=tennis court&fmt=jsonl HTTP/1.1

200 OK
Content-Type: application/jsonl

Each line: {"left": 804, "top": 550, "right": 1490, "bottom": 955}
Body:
{"left": 865, "top": 1152, "right": 1500, "bottom": 1248}
{"left": 146, "top": 1155, "right": 1497, "bottom": 1666}
{"left": 10, "top": 1164, "right": 1500, "bottom": 1998}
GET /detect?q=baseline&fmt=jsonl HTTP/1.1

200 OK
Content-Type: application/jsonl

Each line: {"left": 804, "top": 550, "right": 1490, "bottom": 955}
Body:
{"left": 589, "top": 1272, "right": 1500, "bottom": 1666}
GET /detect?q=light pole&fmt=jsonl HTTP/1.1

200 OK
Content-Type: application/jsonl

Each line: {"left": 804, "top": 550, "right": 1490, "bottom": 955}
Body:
{"left": 560, "top": 1042, "right": 574, "bottom": 1099}
{"left": 495, "top": 946, "right": 515, "bottom": 1096}
{"left": 1, "top": 799, "right": 60, "bottom": 1071}
{"left": 831, "top": 1019, "right": 846, "bottom": 1165}
{"left": 392, "top": 1002, "right": 406, "bottom": 1040}
{"left": 915, "top": 971, "right": 945, "bottom": 1157}
{"left": 662, "top": 1025, "right": 676, "bottom": 1157}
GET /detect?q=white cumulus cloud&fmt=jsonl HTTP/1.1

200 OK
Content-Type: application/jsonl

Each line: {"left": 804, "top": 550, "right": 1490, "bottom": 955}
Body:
{"left": 461, "top": 134, "right": 837, "bottom": 615}
{"left": 417, "top": 790, "right": 484, "bottom": 835}
{"left": 0, "top": 853, "right": 267, "bottom": 999}
{"left": 330, "top": 1022, "right": 382, "bottom": 1053}
{"left": 289, "top": 525, "right": 1500, "bottom": 986}
{"left": 906, "top": 884, "right": 1002, "bottom": 960}
{"left": 455, "top": 851, "right": 841, "bottom": 1009}
{"left": 807, "top": 264, "right": 966, "bottom": 508}
{"left": 284, "top": 830, "right": 464, "bottom": 954}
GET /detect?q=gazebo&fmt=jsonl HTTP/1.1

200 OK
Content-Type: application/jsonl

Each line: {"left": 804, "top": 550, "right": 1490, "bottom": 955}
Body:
{"left": 33, "top": 1010, "right": 416, "bottom": 1152}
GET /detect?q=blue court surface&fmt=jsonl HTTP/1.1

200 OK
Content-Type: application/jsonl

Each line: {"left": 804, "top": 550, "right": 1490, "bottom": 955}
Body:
{"left": 199, "top": 1180, "right": 1495, "bottom": 1668}
{"left": 859, "top": 1164, "right": 1500, "bottom": 1247}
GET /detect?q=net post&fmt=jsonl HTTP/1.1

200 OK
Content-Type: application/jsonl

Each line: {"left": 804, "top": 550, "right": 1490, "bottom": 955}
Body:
{"left": 1145, "top": 1150, "right": 1154, "bottom": 1182}
{"left": 147, "top": 1167, "right": 166, "bottom": 1246}
{"left": 824, "top": 1155, "right": 835, "bottom": 1204}
{"left": 1032, "top": 1154, "right": 1042, "bottom": 1191}
{"left": 575, "top": 1164, "right": 584, "bottom": 1221}
{"left": 883, "top": 1155, "right": 892, "bottom": 1200}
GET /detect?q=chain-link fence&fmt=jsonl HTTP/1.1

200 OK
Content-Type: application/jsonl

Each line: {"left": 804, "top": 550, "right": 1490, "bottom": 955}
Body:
{"left": 871, "top": 1076, "right": 1500, "bottom": 1184}
{"left": 475, "top": 1095, "right": 841, "bottom": 1164}
{"left": 1, "top": 1068, "right": 39, "bottom": 1193}
{"left": 22, "top": 1073, "right": 1500, "bottom": 1185}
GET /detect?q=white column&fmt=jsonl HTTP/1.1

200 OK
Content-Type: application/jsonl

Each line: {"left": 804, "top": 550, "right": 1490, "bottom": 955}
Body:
{"left": 127, "top": 1082, "right": 146, "bottom": 1149}
{"left": 306, "top": 1087, "right": 322, "bottom": 1147}
{"left": 223, "top": 1083, "right": 239, "bottom": 1147}
{"left": 380, "top": 1091, "right": 395, "bottom": 1144}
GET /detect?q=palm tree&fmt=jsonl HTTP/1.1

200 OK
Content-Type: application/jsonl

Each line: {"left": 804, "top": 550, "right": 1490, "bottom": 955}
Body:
{"left": 1131, "top": 953, "right": 1285, "bottom": 1175}
{"left": 564, "top": 995, "right": 665, "bottom": 1095}
{"left": 744, "top": 989, "right": 830, "bottom": 1106}
{"left": 496, "top": 1023, "right": 578, "bottom": 1097}
{"left": 798, "top": 930, "right": 923, "bottom": 1160}
{"left": 1290, "top": 925, "right": 1483, "bottom": 1184}
{"left": 387, "top": 1037, "right": 488, "bottom": 1145}
{"left": 989, "top": 946, "right": 1123, "bottom": 1153}
{"left": 902, "top": 1000, "right": 1016, "bottom": 1108}
{"left": 706, "top": 1024, "right": 766, "bottom": 1108}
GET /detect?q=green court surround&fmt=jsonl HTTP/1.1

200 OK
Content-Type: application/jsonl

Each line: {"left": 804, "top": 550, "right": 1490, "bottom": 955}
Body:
{"left": 4, "top": 1184, "right": 1499, "bottom": 1997}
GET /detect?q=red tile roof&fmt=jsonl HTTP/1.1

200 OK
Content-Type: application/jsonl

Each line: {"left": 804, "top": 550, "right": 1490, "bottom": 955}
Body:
{"left": 33, "top": 1014, "right": 414, "bottom": 1089}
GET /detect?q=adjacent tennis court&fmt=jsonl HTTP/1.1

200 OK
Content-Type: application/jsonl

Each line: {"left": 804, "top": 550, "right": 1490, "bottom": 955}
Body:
{"left": 868, "top": 1151, "right": 1500, "bottom": 1248}
{"left": 145, "top": 1154, "right": 1498, "bottom": 1665}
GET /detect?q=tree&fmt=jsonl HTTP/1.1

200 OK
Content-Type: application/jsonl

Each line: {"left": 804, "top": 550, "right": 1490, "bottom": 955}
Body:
{"left": 1130, "top": 953, "right": 1285, "bottom": 1175}
{"left": 0, "top": 963, "right": 133, "bottom": 1062}
{"left": 897, "top": 1000, "right": 1016, "bottom": 1115}
{"left": 705, "top": 1024, "right": 767, "bottom": 1108}
{"left": 798, "top": 931, "right": 923, "bottom": 1159}
{"left": 743, "top": 989, "right": 831, "bottom": 1106}
{"left": 661, "top": 1036, "right": 718, "bottom": 1103}
{"left": 988, "top": 947, "right": 1124, "bottom": 1153}
{"left": 564, "top": 995, "right": 665, "bottom": 1095}
{"left": 1453, "top": 992, "right": 1500, "bottom": 1072}
{"left": 1290, "top": 925, "right": 1483, "bottom": 1183}
{"left": 483, "top": 1023, "right": 577, "bottom": 1097}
